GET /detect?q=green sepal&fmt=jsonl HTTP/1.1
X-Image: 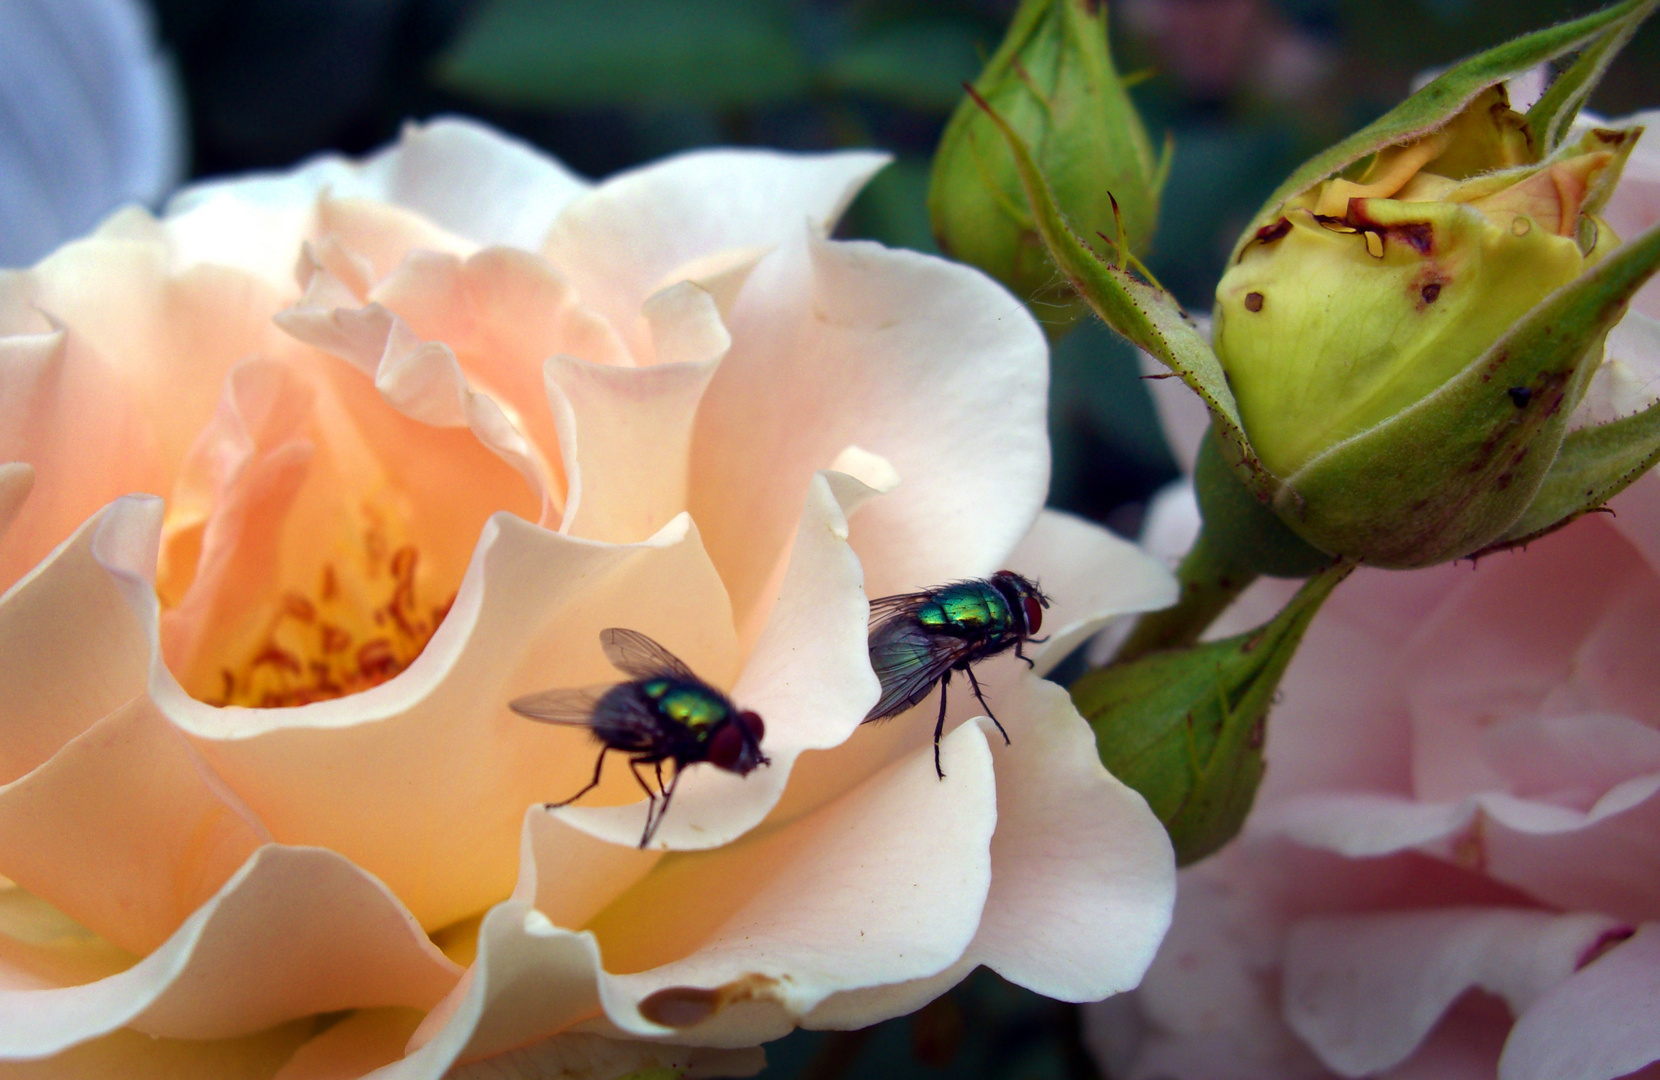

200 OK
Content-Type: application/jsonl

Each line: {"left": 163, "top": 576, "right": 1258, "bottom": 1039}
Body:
{"left": 1484, "top": 394, "right": 1660, "bottom": 552}
{"left": 1195, "top": 426, "right": 1335, "bottom": 577}
{"left": 1075, "top": 562, "right": 1353, "bottom": 866}
{"left": 1278, "top": 219, "right": 1660, "bottom": 568}
{"left": 1112, "top": 429, "right": 1334, "bottom": 664}
{"left": 964, "top": 88, "right": 1277, "bottom": 499}
{"left": 1231, "top": 0, "right": 1659, "bottom": 265}
{"left": 1527, "top": 0, "right": 1659, "bottom": 155}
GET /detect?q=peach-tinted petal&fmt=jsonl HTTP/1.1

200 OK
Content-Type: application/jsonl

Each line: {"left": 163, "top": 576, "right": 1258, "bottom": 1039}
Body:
{"left": 694, "top": 237, "right": 1049, "bottom": 630}
{"left": 546, "top": 282, "right": 729, "bottom": 543}
{"left": 0, "top": 303, "right": 164, "bottom": 590}
{"left": 0, "top": 845, "right": 458, "bottom": 1055}
{"left": 0, "top": 496, "right": 156, "bottom": 783}
{"left": 5, "top": 229, "right": 292, "bottom": 477}
{"left": 965, "top": 677, "right": 1175, "bottom": 1001}
{"left": 171, "top": 511, "right": 739, "bottom": 930}
{"left": 156, "top": 357, "right": 316, "bottom": 681}
{"left": 1499, "top": 921, "right": 1660, "bottom": 1080}
{"left": 369, "top": 246, "right": 630, "bottom": 467}
{"left": 0, "top": 463, "right": 32, "bottom": 541}
{"left": 272, "top": 1008, "right": 425, "bottom": 1080}
{"left": 276, "top": 264, "right": 556, "bottom": 525}
{"left": 1005, "top": 509, "right": 1178, "bottom": 675}
{"left": 166, "top": 118, "right": 587, "bottom": 281}
{"left": 413, "top": 720, "right": 995, "bottom": 1064}
{"left": 544, "top": 150, "right": 886, "bottom": 360}
{"left": 0, "top": 1022, "right": 315, "bottom": 1080}
{"left": 1283, "top": 909, "right": 1623, "bottom": 1077}
{"left": 588, "top": 719, "right": 996, "bottom": 1044}
{"left": 550, "top": 469, "right": 879, "bottom": 850}
{"left": 0, "top": 693, "right": 266, "bottom": 955}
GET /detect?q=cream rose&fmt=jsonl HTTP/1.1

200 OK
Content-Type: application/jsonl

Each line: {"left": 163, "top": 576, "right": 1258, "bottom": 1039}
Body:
{"left": 1090, "top": 110, "right": 1660, "bottom": 1080}
{"left": 0, "top": 118, "right": 1178, "bottom": 1078}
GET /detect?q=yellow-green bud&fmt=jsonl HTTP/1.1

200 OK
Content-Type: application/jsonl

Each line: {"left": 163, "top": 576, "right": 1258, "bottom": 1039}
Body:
{"left": 929, "top": 0, "right": 1163, "bottom": 336}
{"left": 1216, "top": 86, "right": 1629, "bottom": 479}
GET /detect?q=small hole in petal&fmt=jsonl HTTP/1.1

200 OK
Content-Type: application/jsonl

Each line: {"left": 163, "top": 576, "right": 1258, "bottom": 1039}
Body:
{"left": 1244, "top": 292, "right": 1264, "bottom": 312}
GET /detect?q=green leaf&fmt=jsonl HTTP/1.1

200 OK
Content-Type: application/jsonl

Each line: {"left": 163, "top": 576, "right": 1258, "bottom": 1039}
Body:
{"left": 823, "top": 20, "right": 984, "bottom": 112}
{"left": 438, "top": 0, "right": 812, "bottom": 109}
{"left": 1075, "top": 561, "right": 1352, "bottom": 866}
{"left": 1280, "top": 219, "right": 1660, "bottom": 567}
{"left": 964, "top": 89, "right": 1277, "bottom": 499}
{"left": 1527, "top": 0, "right": 1659, "bottom": 154}
{"left": 1488, "top": 394, "right": 1660, "bottom": 550}
{"left": 1232, "top": 0, "right": 1658, "bottom": 264}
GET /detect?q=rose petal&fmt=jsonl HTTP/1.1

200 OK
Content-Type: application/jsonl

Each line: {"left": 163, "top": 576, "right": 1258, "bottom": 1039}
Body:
{"left": 1380, "top": 994, "right": 1512, "bottom": 1080}
{"left": 369, "top": 246, "right": 630, "bottom": 470}
{"left": 0, "top": 1022, "right": 314, "bottom": 1080}
{"left": 0, "top": 845, "right": 458, "bottom": 1055}
{"left": 1499, "top": 921, "right": 1660, "bottom": 1080}
{"left": 1402, "top": 517, "right": 1654, "bottom": 804}
{"left": 545, "top": 283, "right": 729, "bottom": 542}
{"left": 0, "top": 693, "right": 266, "bottom": 955}
{"left": 589, "top": 718, "right": 996, "bottom": 1043}
{"left": 549, "top": 468, "right": 879, "bottom": 850}
{"left": 543, "top": 149, "right": 887, "bottom": 360}
{"left": 401, "top": 720, "right": 993, "bottom": 1069}
{"left": 0, "top": 462, "right": 32, "bottom": 541}
{"left": 1004, "top": 509, "right": 1178, "bottom": 674}
{"left": 963, "top": 676, "right": 1175, "bottom": 1000}
{"left": 0, "top": 304, "right": 164, "bottom": 590}
{"left": 1283, "top": 908, "right": 1624, "bottom": 1076}
{"left": 272, "top": 1008, "right": 425, "bottom": 1080}
{"left": 276, "top": 263, "right": 556, "bottom": 525}
{"left": 694, "top": 237, "right": 1049, "bottom": 632}
{"left": 165, "top": 119, "right": 587, "bottom": 284}
{"left": 0, "top": 496, "right": 156, "bottom": 783}
{"left": 170, "top": 510, "right": 740, "bottom": 930}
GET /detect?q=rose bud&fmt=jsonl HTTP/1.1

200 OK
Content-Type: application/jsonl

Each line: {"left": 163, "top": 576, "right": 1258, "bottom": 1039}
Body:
{"left": 1211, "top": 81, "right": 1658, "bottom": 567}
{"left": 1218, "top": 87, "right": 1625, "bottom": 480}
{"left": 929, "top": 0, "right": 1166, "bottom": 336}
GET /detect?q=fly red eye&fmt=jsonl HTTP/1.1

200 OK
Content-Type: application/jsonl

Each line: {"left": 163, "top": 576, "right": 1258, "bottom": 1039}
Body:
{"left": 1023, "top": 595, "right": 1043, "bottom": 634}
{"left": 736, "top": 710, "right": 765, "bottom": 743}
{"left": 707, "top": 723, "right": 746, "bottom": 771}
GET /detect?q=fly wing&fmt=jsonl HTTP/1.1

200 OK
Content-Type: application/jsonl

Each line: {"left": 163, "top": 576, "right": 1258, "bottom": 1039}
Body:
{"left": 865, "top": 618, "right": 968, "bottom": 724}
{"left": 508, "top": 684, "right": 612, "bottom": 726}
{"left": 600, "top": 627, "right": 698, "bottom": 681}
{"left": 867, "top": 590, "right": 932, "bottom": 624}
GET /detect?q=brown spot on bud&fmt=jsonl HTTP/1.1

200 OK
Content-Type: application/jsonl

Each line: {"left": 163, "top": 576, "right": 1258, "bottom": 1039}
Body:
{"left": 1244, "top": 292, "right": 1264, "bottom": 313}
{"left": 1421, "top": 283, "right": 1441, "bottom": 304}
{"left": 1508, "top": 386, "right": 1533, "bottom": 408}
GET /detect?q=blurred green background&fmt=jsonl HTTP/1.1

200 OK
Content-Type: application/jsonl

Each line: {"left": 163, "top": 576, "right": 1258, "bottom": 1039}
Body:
{"left": 141, "top": 1, "right": 1657, "bottom": 1075}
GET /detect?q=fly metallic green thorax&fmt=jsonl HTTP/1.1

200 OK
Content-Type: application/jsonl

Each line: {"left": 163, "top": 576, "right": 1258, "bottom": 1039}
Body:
{"left": 917, "top": 581, "right": 1015, "bottom": 637}
{"left": 642, "top": 678, "right": 728, "bottom": 738}
{"left": 863, "top": 571, "right": 1051, "bottom": 779}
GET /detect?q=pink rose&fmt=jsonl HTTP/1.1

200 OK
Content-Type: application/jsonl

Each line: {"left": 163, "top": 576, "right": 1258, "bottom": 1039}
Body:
{"left": 0, "top": 119, "right": 1178, "bottom": 1076}
{"left": 1091, "top": 111, "right": 1660, "bottom": 1080}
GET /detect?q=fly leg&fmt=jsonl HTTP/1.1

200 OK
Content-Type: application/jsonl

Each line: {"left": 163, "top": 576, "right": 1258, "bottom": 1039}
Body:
{"left": 647, "top": 767, "right": 684, "bottom": 848}
{"left": 629, "top": 757, "right": 661, "bottom": 848}
{"left": 1013, "top": 638, "right": 1037, "bottom": 669}
{"left": 547, "top": 749, "right": 608, "bottom": 808}
{"left": 965, "top": 665, "right": 1010, "bottom": 746}
{"left": 933, "top": 671, "right": 952, "bottom": 780}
